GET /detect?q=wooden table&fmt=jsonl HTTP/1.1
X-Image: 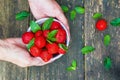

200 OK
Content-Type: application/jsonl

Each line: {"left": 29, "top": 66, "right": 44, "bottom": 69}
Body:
{"left": 0, "top": 0, "right": 120, "bottom": 80}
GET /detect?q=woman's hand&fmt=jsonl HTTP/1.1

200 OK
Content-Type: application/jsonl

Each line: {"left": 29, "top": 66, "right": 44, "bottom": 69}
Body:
{"left": 28, "top": 0, "right": 69, "bottom": 31}
{"left": 0, "top": 38, "right": 50, "bottom": 67}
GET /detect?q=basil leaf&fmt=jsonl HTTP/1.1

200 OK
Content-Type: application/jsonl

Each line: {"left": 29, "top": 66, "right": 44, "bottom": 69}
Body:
{"left": 75, "top": 6, "right": 85, "bottom": 14}
{"left": 81, "top": 46, "right": 95, "bottom": 54}
{"left": 30, "top": 21, "right": 41, "bottom": 33}
{"left": 27, "top": 38, "right": 35, "bottom": 50}
{"left": 67, "top": 66, "right": 76, "bottom": 71}
{"left": 59, "top": 44, "right": 68, "bottom": 51}
{"left": 104, "top": 34, "right": 111, "bottom": 46}
{"left": 42, "top": 18, "right": 54, "bottom": 30}
{"left": 92, "top": 13, "right": 102, "bottom": 19}
{"left": 61, "top": 5, "right": 69, "bottom": 13}
{"left": 70, "top": 10, "right": 76, "bottom": 20}
{"left": 16, "top": 11, "right": 30, "bottom": 20}
{"left": 47, "top": 30, "right": 58, "bottom": 42}
{"left": 71, "top": 60, "right": 77, "bottom": 67}
{"left": 104, "top": 57, "right": 112, "bottom": 70}
{"left": 110, "top": 18, "right": 120, "bottom": 27}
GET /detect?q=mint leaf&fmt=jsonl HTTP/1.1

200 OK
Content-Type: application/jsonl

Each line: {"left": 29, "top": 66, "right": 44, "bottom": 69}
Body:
{"left": 61, "top": 5, "right": 69, "bottom": 13}
{"left": 30, "top": 21, "right": 41, "bottom": 33}
{"left": 110, "top": 18, "right": 120, "bottom": 27}
{"left": 27, "top": 38, "right": 35, "bottom": 50}
{"left": 71, "top": 60, "right": 77, "bottom": 67}
{"left": 81, "top": 46, "right": 95, "bottom": 54}
{"left": 67, "top": 66, "right": 76, "bottom": 71}
{"left": 70, "top": 10, "right": 76, "bottom": 20}
{"left": 67, "top": 60, "right": 77, "bottom": 71}
{"left": 104, "top": 57, "right": 112, "bottom": 70}
{"left": 59, "top": 44, "right": 68, "bottom": 51}
{"left": 75, "top": 6, "right": 85, "bottom": 14}
{"left": 42, "top": 18, "right": 54, "bottom": 30}
{"left": 104, "top": 34, "right": 111, "bottom": 46}
{"left": 47, "top": 30, "right": 58, "bottom": 42}
{"left": 92, "top": 13, "right": 102, "bottom": 19}
{"left": 15, "top": 11, "right": 30, "bottom": 20}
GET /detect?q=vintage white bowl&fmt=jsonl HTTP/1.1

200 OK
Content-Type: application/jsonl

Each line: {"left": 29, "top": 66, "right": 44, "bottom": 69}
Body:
{"left": 27, "top": 18, "right": 70, "bottom": 62}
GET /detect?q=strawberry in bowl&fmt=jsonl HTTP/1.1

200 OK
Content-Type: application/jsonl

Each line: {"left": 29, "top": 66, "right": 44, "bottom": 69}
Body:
{"left": 22, "top": 18, "right": 70, "bottom": 63}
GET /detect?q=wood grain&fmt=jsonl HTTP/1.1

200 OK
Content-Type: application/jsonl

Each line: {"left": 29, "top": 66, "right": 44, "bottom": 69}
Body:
{"left": 0, "top": 0, "right": 29, "bottom": 80}
{"left": 27, "top": 0, "right": 85, "bottom": 80}
{"left": 84, "top": 0, "right": 120, "bottom": 80}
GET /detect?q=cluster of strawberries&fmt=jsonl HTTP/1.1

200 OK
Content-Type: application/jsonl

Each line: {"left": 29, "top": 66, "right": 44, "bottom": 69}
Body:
{"left": 22, "top": 18, "right": 68, "bottom": 62}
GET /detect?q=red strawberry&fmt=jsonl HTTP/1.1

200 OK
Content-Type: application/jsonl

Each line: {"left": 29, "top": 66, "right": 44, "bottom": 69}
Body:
{"left": 55, "top": 29, "right": 66, "bottom": 43}
{"left": 35, "top": 30, "right": 42, "bottom": 37}
{"left": 35, "top": 36, "right": 46, "bottom": 48}
{"left": 46, "top": 43, "right": 59, "bottom": 54}
{"left": 50, "top": 21, "right": 62, "bottom": 30}
{"left": 43, "top": 30, "right": 50, "bottom": 38}
{"left": 96, "top": 19, "right": 107, "bottom": 31}
{"left": 58, "top": 48, "right": 66, "bottom": 54}
{"left": 30, "top": 45, "right": 42, "bottom": 57}
{"left": 40, "top": 50, "right": 52, "bottom": 62}
{"left": 22, "top": 32, "right": 34, "bottom": 44}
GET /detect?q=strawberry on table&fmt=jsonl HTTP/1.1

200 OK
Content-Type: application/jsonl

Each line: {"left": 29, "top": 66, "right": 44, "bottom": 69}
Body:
{"left": 46, "top": 43, "right": 59, "bottom": 54}
{"left": 55, "top": 29, "right": 66, "bottom": 43}
{"left": 40, "top": 50, "right": 52, "bottom": 62}
{"left": 35, "top": 36, "right": 46, "bottom": 48}
{"left": 30, "top": 45, "right": 42, "bottom": 57}
{"left": 22, "top": 32, "right": 34, "bottom": 44}
{"left": 50, "top": 21, "right": 62, "bottom": 30}
{"left": 96, "top": 19, "right": 107, "bottom": 31}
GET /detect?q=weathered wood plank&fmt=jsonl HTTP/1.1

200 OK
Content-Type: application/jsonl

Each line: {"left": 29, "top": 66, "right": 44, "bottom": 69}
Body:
{"left": 0, "top": 0, "right": 29, "bottom": 80}
{"left": 27, "top": 0, "right": 85, "bottom": 80}
{"left": 84, "top": 0, "right": 120, "bottom": 80}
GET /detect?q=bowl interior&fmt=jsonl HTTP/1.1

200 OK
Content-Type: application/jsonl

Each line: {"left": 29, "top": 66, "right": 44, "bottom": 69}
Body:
{"left": 27, "top": 18, "right": 70, "bottom": 62}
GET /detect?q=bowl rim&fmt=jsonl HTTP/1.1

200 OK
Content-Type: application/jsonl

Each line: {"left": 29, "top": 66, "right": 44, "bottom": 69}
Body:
{"left": 27, "top": 18, "right": 70, "bottom": 62}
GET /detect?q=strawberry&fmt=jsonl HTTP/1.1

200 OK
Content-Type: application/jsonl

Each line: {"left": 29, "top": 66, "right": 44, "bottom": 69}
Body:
{"left": 46, "top": 43, "right": 59, "bottom": 54}
{"left": 50, "top": 21, "right": 62, "bottom": 30}
{"left": 96, "top": 19, "right": 107, "bottom": 31}
{"left": 35, "top": 36, "right": 46, "bottom": 48}
{"left": 43, "top": 30, "right": 50, "bottom": 38}
{"left": 40, "top": 50, "right": 52, "bottom": 62}
{"left": 22, "top": 32, "right": 34, "bottom": 44}
{"left": 58, "top": 48, "right": 66, "bottom": 54}
{"left": 55, "top": 29, "right": 66, "bottom": 43}
{"left": 35, "top": 30, "right": 42, "bottom": 37}
{"left": 30, "top": 45, "right": 42, "bottom": 57}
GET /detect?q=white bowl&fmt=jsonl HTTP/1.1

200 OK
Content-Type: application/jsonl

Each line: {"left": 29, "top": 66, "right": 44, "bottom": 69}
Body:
{"left": 27, "top": 18, "right": 70, "bottom": 62}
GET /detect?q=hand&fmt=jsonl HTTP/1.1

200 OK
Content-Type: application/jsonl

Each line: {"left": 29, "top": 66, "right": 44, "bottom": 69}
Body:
{"left": 28, "top": 0, "right": 69, "bottom": 31}
{"left": 0, "top": 38, "right": 51, "bottom": 67}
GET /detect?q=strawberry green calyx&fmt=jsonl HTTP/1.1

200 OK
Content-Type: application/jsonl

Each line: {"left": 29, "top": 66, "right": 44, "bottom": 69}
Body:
{"left": 27, "top": 38, "right": 35, "bottom": 50}
{"left": 30, "top": 21, "right": 41, "bottom": 33}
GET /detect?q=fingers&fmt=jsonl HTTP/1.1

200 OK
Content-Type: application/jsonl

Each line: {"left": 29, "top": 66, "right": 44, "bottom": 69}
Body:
{"left": 4, "top": 38, "right": 26, "bottom": 48}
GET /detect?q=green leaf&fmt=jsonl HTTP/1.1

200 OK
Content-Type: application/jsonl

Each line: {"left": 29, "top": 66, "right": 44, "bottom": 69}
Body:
{"left": 27, "top": 38, "right": 35, "bottom": 50}
{"left": 71, "top": 60, "right": 77, "bottom": 67}
{"left": 30, "top": 21, "right": 41, "bottom": 33}
{"left": 110, "top": 18, "right": 120, "bottom": 27}
{"left": 70, "top": 10, "right": 76, "bottom": 20}
{"left": 59, "top": 44, "right": 68, "bottom": 51}
{"left": 104, "top": 57, "right": 112, "bottom": 70}
{"left": 47, "top": 30, "right": 58, "bottom": 42}
{"left": 92, "top": 13, "right": 102, "bottom": 19}
{"left": 15, "top": 11, "right": 30, "bottom": 20}
{"left": 61, "top": 5, "right": 69, "bottom": 13}
{"left": 67, "top": 66, "right": 76, "bottom": 71}
{"left": 42, "top": 18, "right": 54, "bottom": 30}
{"left": 75, "top": 6, "right": 85, "bottom": 14}
{"left": 104, "top": 34, "right": 111, "bottom": 46}
{"left": 67, "top": 60, "right": 77, "bottom": 71}
{"left": 81, "top": 46, "right": 95, "bottom": 54}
